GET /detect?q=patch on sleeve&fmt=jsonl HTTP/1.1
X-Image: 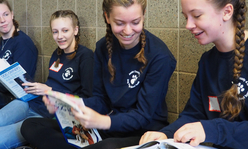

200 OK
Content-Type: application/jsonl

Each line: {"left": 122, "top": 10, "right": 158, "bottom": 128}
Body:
{"left": 208, "top": 96, "right": 221, "bottom": 112}
{"left": 49, "top": 61, "right": 63, "bottom": 72}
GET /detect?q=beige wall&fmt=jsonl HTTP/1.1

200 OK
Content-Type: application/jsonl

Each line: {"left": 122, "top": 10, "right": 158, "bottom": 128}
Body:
{"left": 8, "top": 0, "right": 248, "bottom": 124}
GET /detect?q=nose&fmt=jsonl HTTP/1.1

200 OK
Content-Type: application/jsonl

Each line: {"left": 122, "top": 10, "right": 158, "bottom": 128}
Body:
{"left": 0, "top": 16, "right": 5, "bottom": 23}
{"left": 185, "top": 18, "right": 196, "bottom": 31}
{"left": 123, "top": 24, "right": 132, "bottom": 35}
{"left": 58, "top": 31, "right": 63, "bottom": 39}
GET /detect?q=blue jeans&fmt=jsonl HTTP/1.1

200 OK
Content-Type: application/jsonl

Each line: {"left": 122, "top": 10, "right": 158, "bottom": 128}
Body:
{"left": 0, "top": 99, "right": 42, "bottom": 149}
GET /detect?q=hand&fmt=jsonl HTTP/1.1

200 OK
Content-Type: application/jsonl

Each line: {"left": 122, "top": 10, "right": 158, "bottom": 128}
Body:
{"left": 139, "top": 131, "right": 168, "bottom": 145}
{"left": 174, "top": 122, "right": 206, "bottom": 146}
{"left": 42, "top": 95, "right": 57, "bottom": 114}
{"left": 72, "top": 106, "right": 111, "bottom": 130}
{"left": 23, "top": 82, "right": 52, "bottom": 95}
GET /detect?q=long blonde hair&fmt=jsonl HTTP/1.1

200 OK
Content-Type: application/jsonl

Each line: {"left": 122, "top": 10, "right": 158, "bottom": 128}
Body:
{"left": 50, "top": 10, "right": 80, "bottom": 68}
{"left": 102, "top": 0, "right": 147, "bottom": 82}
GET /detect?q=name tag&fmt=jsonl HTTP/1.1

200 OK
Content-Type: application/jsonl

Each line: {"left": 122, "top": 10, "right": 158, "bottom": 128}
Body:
{"left": 49, "top": 62, "right": 63, "bottom": 72}
{"left": 208, "top": 96, "right": 221, "bottom": 112}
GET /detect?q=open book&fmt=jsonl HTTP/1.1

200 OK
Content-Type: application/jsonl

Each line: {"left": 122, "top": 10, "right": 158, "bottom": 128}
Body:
{"left": 121, "top": 139, "right": 217, "bottom": 149}
{"left": 0, "top": 59, "right": 38, "bottom": 102}
{"left": 45, "top": 90, "right": 102, "bottom": 148}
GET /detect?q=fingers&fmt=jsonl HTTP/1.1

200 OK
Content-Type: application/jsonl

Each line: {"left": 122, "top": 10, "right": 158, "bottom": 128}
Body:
{"left": 139, "top": 131, "right": 167, "bottom": 145}
{"left": 174, "top": 122, "right": 205, "bottom": 146}
{"left": 42, "top": 96, "right": 57, "bottom": 114}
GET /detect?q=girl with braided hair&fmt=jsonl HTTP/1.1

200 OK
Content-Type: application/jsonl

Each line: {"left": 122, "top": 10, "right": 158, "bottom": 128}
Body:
{"left": 0, "top": 0, "right": 38, "bottom": 108}
{"left": 139, "top": 0, "right": 248, "bottom": 148}
{"left": 20, "top": 0, "right": 176, "bottom": 149}
{"left": 0, "top": 10, "right": 94, "bottom": 148}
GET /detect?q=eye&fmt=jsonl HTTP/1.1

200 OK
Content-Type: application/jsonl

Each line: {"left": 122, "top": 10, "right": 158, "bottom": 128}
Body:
{"left": 63, "top": 29, "right": 68, "bottom": 33}
{"left": 52, "top": 31, "right": 58, "bottom": 34}
{"left": 132, "top": 21, "right": 140, "bottom": 25}
{"left": 194, "top": 14, "right": 201, "bottom": 18}
{"left": 4, "top": 13, "right": 9, "bottom": 17}
{"left": 116, "top": 22, "right": 123, "bottom": 26}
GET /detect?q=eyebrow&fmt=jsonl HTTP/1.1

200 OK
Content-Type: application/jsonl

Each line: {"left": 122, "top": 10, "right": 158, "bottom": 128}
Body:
{"left": 114, "top": 17, "right": 141, "bottom": 22}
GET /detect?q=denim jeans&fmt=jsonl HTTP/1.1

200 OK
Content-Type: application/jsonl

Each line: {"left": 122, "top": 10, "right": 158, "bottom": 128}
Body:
{"left": 0, "top": 99, "right": 42, "bottom": 149}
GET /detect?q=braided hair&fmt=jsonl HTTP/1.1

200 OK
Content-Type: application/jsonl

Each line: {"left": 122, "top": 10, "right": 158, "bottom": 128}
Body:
{"left": 0, "top": 0, "right": 19, "bottom": 37}
{"left": 49, "top": 10, "right": 81, "bottom": 68}
{"left": 210, "top": 0, "right": 247, "bottom": 120}
{"left": 102, "top": 0, "right": 147, "bottom": 82}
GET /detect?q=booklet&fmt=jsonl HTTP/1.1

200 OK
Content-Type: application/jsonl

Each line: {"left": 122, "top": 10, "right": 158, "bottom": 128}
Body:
{"left": 0, "top": 59, "right": 38, "bottom": 102}
{"left": 45, "top": 90, "right": 102, "bottom": 148}
{"left": 121, "top": 139, "right": 217, "bottom": 149}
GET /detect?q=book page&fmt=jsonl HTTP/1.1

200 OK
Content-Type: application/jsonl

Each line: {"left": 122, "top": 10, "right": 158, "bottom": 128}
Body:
{"left": 46, "top": 90, "right": 102, "bottom": 148}
{"left": 122, "top": 139, "right": 217, "bottom": 149}
{"left": 0, "top": 62, "right": 38, "bottom": 101}
{"left": 0, "top": 59, "right": 10, "bottom": 71}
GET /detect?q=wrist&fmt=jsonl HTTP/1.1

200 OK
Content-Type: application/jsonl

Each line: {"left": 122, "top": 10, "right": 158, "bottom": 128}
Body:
{"left": 100, "top": 115, "right": 111, "bottom": 130}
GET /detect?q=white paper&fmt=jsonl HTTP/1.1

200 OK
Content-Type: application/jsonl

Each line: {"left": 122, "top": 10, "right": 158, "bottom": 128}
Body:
{"left": 0, "top": 59, "right": 10, "bottom": 71}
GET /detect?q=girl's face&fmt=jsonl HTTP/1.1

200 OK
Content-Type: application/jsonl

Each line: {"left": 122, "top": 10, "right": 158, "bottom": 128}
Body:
{"left": 105, "top": 2, "right": 145, "bottom": 49}
{"left": 181, "top": 0, "right": 226, "bottom": 45}
{"left": 51, "top": 17, "right": 78, "bottom": 53}
{"left": 0, "top": 3, "right": 14, "bottom": 39}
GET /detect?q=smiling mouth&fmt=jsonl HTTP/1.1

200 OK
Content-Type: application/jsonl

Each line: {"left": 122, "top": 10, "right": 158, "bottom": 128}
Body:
{"left": 195, "top": 31, "right": 204, "bottom": 36}
{"left": 121, "top": 34, "right": 134, "bottom": 39}
{"left": 58, "top": 40, "right": 66, "bottom": 44}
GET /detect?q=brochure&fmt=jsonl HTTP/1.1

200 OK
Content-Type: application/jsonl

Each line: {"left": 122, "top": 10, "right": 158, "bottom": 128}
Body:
{"left": 0, "top": 59, "right": 38, "bottom": 102}
{"left": 121, "top": 139, "right": 217, "bottom": 149}
{"left": 45, "top": 90, "right": 102, "bottom": 148}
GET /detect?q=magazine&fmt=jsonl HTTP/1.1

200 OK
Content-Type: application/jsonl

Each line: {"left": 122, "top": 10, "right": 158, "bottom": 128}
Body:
{"left": 121, "top": 139, "right": 217, "bottom": 149}
{"left": 0, "top": 59, "right": 38, "bottom": 102}
{"left": 45, "top": 90, "right": 102, "bottom": 148}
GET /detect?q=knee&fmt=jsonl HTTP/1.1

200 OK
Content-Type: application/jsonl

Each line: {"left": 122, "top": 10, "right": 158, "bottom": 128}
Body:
{"left": 20, "top": 118, "right": 36, "bottom": 137}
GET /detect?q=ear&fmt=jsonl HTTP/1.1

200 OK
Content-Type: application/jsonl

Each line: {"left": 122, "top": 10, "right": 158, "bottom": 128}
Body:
{"left": 104, "top": 12, "right": 110, "bottom": 24}
{"left": 74, "top": 26, "right": 79, "bottom": 36}
{"left": 222, "top": 4, "right": 234, "bottom": 22}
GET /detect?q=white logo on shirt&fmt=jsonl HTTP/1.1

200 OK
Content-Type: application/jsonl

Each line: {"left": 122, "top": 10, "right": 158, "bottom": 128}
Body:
{"left": 2, "top": 50, "right": 11, "bottom": 60}
{"left": 208, "top": 96, "right": 221, "bottom": 112}
{"left": 237, "top": 77, "right": 248, "bottom": 100}
{"left": 62, "top": 67, "right": 73, "bottom": 80}
{"left": 127, "top": 70, "right": 140, "bottom": 88}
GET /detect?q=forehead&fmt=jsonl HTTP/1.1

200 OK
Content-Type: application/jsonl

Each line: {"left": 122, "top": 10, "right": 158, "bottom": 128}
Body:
{"left": 51, "top": 17, "right": 73, "bottom": 29}
{"left": 109, "top": 2, "right": 143, "bottom": 19}
{"left": 0, "top": 3, "right": 11, "bottom": 13}
{"left": 181, "top": 0, "right": 213, "bottom": 14}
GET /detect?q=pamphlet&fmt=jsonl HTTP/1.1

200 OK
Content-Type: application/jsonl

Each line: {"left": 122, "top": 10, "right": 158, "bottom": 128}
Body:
{"left": 0, "top": 59, "right": 38, "bottom": 102}
{"left": 121, "top": 139, "right": 217, "bottom": 149}
{"left": 45, "top": 90, "right": 102, "bottom": 148}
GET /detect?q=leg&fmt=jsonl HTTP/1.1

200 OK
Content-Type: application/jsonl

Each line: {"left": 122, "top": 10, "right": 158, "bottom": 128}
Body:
{"left": 0, "top": 100, "right": 29, "bottom": 126}
{"left": 82, "top": 136, "right": 141, "bottom": 149}
{"left": 21, "top": 118, "right": 77, "bottom": 149}
{"left": 0, "top": 121, "right": 26, "bottom": 149}
{"left": 0, "top": 92, "right": 14, "bottom": 109}
{"left": 0, "top": 100, "right": 42, "bottom": 148}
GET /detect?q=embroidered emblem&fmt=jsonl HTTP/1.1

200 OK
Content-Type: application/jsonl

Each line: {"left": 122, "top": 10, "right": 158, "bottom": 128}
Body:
{"left": 2, "top": 50, "right": 11, "bottom": 60}
{"left": 62, "top": 67, "right": 73, "bottom": 80}
{"left": 49, "top": 62, "right": 63, "bottom": 72}
{"left": 208, "top": 96, "right": 221, "bottom": 112}
{"left": 237, "top": 77, "right": 248, "bottom": 100}
{"left": 127, "top": 70, "right": 140, "bottom": 88}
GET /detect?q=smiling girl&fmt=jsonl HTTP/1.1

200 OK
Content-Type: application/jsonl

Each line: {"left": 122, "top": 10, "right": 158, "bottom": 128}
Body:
{"left": 139, "top": 0, "right": 248, "bottom": 148}
{"left": 0, "top": 10, "right": 93, "bottom": 148}
{"left": 20, "top": 0, "right": 176, "bottom": 149}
